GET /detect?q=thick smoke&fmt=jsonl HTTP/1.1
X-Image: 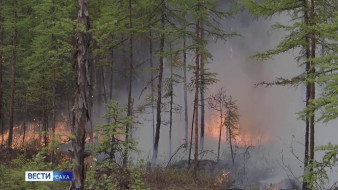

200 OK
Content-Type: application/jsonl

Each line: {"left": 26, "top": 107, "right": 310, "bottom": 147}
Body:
{"left": 88, "top": 8, "right": 338, "bottom": 188}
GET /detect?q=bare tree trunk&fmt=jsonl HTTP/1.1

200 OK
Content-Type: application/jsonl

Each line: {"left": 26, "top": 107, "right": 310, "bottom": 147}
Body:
{"left": 70, "top": 0, "right": 90, "bottom": 189}
{"left": 183, "top": 36, "right": 188, "bottom": 145}
{"left": 22, "top": 103, "right": 27, "bottom": 148}
{"left": 7, "top": 0, "right": 17, "bottom": 149}
{"left": 229, "top": 127, "right": 235, "bottom": 164}
{"left": 302, "top": 1, "right": 311, "bottom": 189}
{"left": 217, "top": 106, "right": 222, "bottom": 162}
{"left": 42, "top": 100, "right": 48, "bottom": 147}
{"left": 308, "top": 0, "right": 316, "bottom": 188}
{"left": 102, "top": 67, "right": 110, "bottom": 124}
{"left": 199, "top": 22, "right": 205, "bottom": 151}
{"left": 149, "top": 30, "right": 155, "bottom": 145}
{"left": 102, "top": 67, "right": 107, "bottom": 106}
{"left": 188, "top": 100, "right": 196, "bottom": 165}
{"left": 109, "top": 49, "right": 114, "bottom": 101}
{"left": 122, "top": 0, "right": 133, "bottom": 170}
{"left": 51, "top": 65, "right": 56, "bottom": 166}
{"left": 0, "top": 1, "right": 4, "bottom": 146}
{"left": 152, "top": 3, "right": 165, "bottom": 166}
{"left": 227, "top": 107, "right": 235, "bottom": 165}
{"left": 169, "top": 43, "right": 174, "bottom": 159}
{"left": 192, "top": 18, "right": 200, "bottom": 178}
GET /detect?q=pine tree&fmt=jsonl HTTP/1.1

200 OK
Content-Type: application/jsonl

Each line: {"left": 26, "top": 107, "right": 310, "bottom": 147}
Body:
{"left": 70, "top": 0, "right": 90, "bottom": 189}
{"left": 7, "top": 0, "right": 17, "bottom": 149}
{"left": 225, "top": 95, "right": 239, "bottom": 165}
{"left": 243, "top": 0, "right": 336, "bottom": 188}
{"left": 208, "top": 88, "right": 227, "bottom": 162}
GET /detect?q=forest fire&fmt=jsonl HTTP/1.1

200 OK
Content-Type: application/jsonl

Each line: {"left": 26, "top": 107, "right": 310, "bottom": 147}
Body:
{"left": 205, "top": 116, "right": 270, "bottom": 147}
{"left": 0, "top": 120, "right": 73, "bottom": 149}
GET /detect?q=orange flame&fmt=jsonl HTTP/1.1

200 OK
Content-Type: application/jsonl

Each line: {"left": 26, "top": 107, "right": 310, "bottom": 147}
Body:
{"left": 205, "top": 116, "right": 269, "bottom": 147}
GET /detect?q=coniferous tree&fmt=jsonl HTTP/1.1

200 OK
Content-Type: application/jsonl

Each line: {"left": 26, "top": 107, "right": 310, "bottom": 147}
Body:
{"left": 70, "top": 0, "right": 90, "bottom": 189}
{"left": 7, "top": 0, "right": 17, "bottom": 149}
{"left": 225, "top": 95, "right": 239, "bottom": 165}
{"left": 243, "top": 0, "right": 336, "bottom": 188}
{"left": 208, "top": 88, "right": 227, "bottom": 162}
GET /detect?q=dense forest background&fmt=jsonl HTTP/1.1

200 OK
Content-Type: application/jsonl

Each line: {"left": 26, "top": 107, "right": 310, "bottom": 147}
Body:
{"left": 0, "top": 0, "right": 337, "bottom": 189}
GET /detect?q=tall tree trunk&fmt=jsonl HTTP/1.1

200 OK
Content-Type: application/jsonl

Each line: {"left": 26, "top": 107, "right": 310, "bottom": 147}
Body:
{"left": 7, "top": 0, "right": 17, "bottom": 149}
{"left": 51, "top": 65, "right": 56, "bottom": 166}
{"left": 152, "top": 3, "right": 165, "bottom": 166}
{"left": 183, "top": 35, "right": 188, "bottom": 145}
{"left": 199, "top": 22, "right": 205, "bottom": 151}
{"left": 228, "top": 107, "right": 235, "bottom": 165}
{"left": 107, "top": 48, "right": 114, "bottom": 124}
{"left": 217, "top": 106, "right": 222, "bottom": 162}
{"left": 308, "top": 0, "right": 316, "bottom": 188}
{"left": 149, "top": 30, "right": 155, "bottom": 145}
{"left": 22, "top": 102, "right": 27, "bottom": 148}
{"left": 123, "top": 0, "right": 133, "bottom": 170}
{"left": 192, "top": 18, "right": 200, "bottom": 178}
{"left": 188, "top": 101, "right": 196, "bottom": 165}
{"left": 229, "top": 127, "right": 235, "bottom": 164}
{"left": 102, "top": 67, "right": 110, "bottom": 123}
{"left": 42, "top": 97, "right": 48, "bottom": 147}
{"left": 0, "top": 0, "right": 4, "bottom": 146}
{"left": 169, "top": 43, "right": 173, "bottom": 159}
{"left": 302, "top": 0, "right": 311, "bottom": 189}
{"left": 70, "top": 0, "right": 90, "bottom": 189}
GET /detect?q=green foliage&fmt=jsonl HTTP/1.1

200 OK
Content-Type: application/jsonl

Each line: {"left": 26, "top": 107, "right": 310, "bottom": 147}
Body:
{"left": 85, "top": 100, "right": 145, "bottom": 189}
{"left": 303, "top": 143, "right": 338, "bottom": 189}
{"left": 244, "top": 0, "right": 338, "bottom": 188}
{"left": 0, "top": 151, "right": 70, "bottom": 190}
{"left": 94, "top": 100, "right": 132, "bottom": 158}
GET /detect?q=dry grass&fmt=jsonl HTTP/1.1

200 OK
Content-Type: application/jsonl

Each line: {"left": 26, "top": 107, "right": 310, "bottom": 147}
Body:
{"left": 142, "top": 167, "right": 233, "bottom": 190}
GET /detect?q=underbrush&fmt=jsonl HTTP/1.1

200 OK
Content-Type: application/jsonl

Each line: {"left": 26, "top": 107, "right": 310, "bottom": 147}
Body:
{"left": 0, "top": 150, "right": 70, "bottom": 190}
{"left": 0, "top": 150, "right": 233, "bottom": 190}
{"left": 142, "top": 167, "right": 233, "bottom": 190}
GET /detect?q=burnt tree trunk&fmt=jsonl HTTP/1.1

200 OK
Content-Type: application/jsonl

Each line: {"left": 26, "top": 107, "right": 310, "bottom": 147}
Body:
{"left": 169, "top": 43, "right": 173, "bottom": 159}
{"left": 0, "top": 0, "right": 4, "bottom": 146}
{"left": 229, "top": 127, "right": 235, "bottom": 164}
{"left": 188, "top": 101, "right": 196, "bottom": 165}
{"left": 22, "top": 102, "right": 27, "bottom": 148}
{"left": 7, "top": 0, "right": 17, "bottom": 149}
{"left": 192, "top": 17, "right": 200, "bottom": 178}
{"left": 183, "top": 35, "right": 188, "bottom": 145}
{"left": 122, "top": 0, "right": 133, "bottom": 170}
{"left": 70, "top": 0, "right": 90, "bottom": 189}
{"left": 302, "top": 0, "right": 311, "bottom": 189}
{"left": 217, "top": 106, "right": 223, "bottom": 162}
{"left": 308, "top": 0, "right": 316, "bottom": 188}
{"left": 149, "top": 30, "right": 155, "bottom": 145}
{"left": 199, "top": 22, "right": 205, "bottom": 151}
{"left": 152, "top": 3, "right": 165, "bottom": 166}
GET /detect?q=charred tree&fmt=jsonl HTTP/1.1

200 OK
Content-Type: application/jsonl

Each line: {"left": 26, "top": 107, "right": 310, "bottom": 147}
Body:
{"left": 302, "top": 0, "right": 311, "bottom": 189}
{"left": 7, "top": 0, "right": 17, "bottom": 149}
{"left": 149, "top": 30, "right": 155, "bottom": 144}
{"left": 208, "top": 88, "right": 227, "bottom": 163}
{"left": 199, "top": 22, "right": 205, "bottom": 151}
{"left": 70, "top": 0, "right": 90, "bottom": 189}
{"left": 0, "top": 0, "right": 4, "bottom": 146}
{"left": 225, "top": 96, "right": 239, "bottom": 165}
{"left": 188, "top": 101, "right": 196, "bottom": 165}
{"left": 152, "top": 2, "right": 165, "bottom": 166}
{"left": 191, "top": 17, "right": 200, "bottom": 178}
{"left": 122, "top": 0, "right": 134, "bottom": 170}
{"left": 183, "top": 35, "right": 188, "bottom": 145}
{"left": 169, "top": 43, "right": 173, "bottom": 158}
{"left": 308, "top": 0, "right": 316, "bottom": 187}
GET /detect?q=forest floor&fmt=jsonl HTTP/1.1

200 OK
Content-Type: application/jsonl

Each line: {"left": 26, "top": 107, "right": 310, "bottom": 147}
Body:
{"left": 0, "top": 146, "right": 234, "bottom": 190}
